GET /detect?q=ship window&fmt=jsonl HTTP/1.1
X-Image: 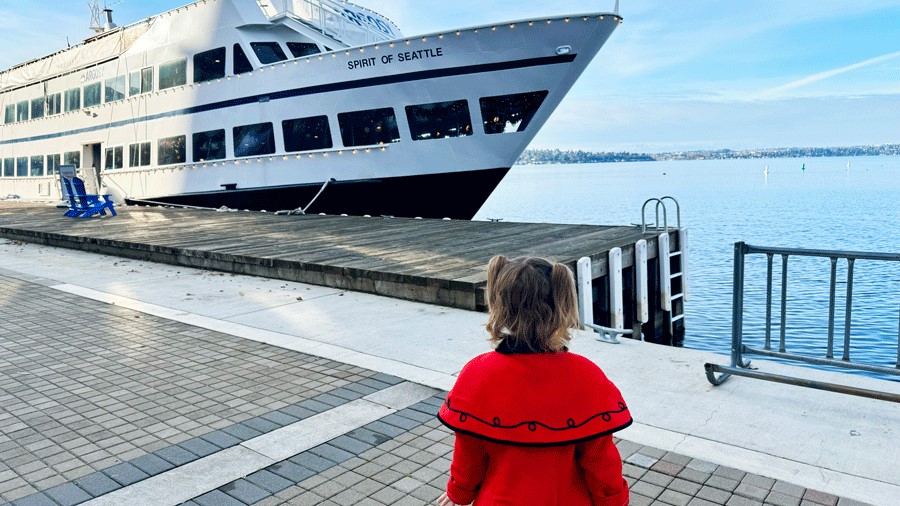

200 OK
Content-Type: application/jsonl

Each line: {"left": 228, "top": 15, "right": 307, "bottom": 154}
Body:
{"left": 16, "top": 100, "right": 29, "bottom": 121}
{"left": 158, "top": 135, "right": 186, "bottom": 165}
{"left": 282, "top": 116, "right": 332, "bottom": 152}
{"left": 47, "top": 154, "right": 61, "bottom": 175}
{"left": 16, "top": 157, "right": 28, "bottom": 177}
{"left": 30, "top": 155, "right": 44, "bottom": 176}
{"left": 194, "top": 47, "right": 226, "bottom": 83}
{"left": 31, "top": 98, "right": 45, "bottom": 119}
{"left": 47, "top": 93, "right": 62, "bottom": 116}
{"left": 83, "top": 82, "right": 102, "bottom": 107}
{"left": 480, "top": 90, "right": 549, "bottom": 134}
{"left": 2, "top": 158, "right": 13, "bottom": 177}
{"left": 129, "top": 142, "right": 151, "bottom": 167}
{"left": 105, "top": 75, "right": 126, "bottom": 103}
{"left": 129, "top": 71, "right": 140, "bottom": 96}
{"left": 234, "top": 44, "right": 253, "bottom": 75}
{"left": 130, "top": 67, "right": 153, "bottom": 96}
{"left": 250, "top": 42, "right": 287, "bottom": 64}
{"left": 338, "top": 108, "right": 400, "bottom": 147}
{"left": 4, "top": 104, "right": 13, "bottom": 124}
{"left": 104, "top": 146, "right": 124, "bottom": 170}
{"left": 159, "top": 59, "right": 187, "bottom": 90}
{"left": 193, "top": 129, "right": 226, "bottom": 161}
{"left": 142, "top": 68, "right": 153, "bottom": 93}
{"left": 286, "top": 42, "right": 320, "bottom": 58}
{"left": 233, "top": 122, "right": 275, "bottom": 157}
{"left": 65, "top": 88, "right": 81, "bottom": 112}
{"left": 64, "top": 151, "right": 81, "bottom": 168}
{"left": 406, "top": 100, "right": 472, "bottom": 141}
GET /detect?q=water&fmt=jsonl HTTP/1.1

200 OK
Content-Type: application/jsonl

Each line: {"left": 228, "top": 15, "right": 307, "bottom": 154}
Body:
{"left": 474, "top": 156, "right": 900, "bottom": 375}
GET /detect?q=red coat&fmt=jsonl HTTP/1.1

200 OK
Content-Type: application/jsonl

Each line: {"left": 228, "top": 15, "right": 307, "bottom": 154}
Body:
{"left": 438, "top": 347, "right": 631, "bottom": 505}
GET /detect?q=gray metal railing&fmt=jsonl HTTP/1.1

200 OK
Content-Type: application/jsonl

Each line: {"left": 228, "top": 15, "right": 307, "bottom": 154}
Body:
{"left": 261, "top": 0, "right": 401, "bottom": 46}
{"left": 641, "top": 195, "right": 681, "bottom": 233}
{"left": 705, "top": 242, "right": 900, "bottom": 403}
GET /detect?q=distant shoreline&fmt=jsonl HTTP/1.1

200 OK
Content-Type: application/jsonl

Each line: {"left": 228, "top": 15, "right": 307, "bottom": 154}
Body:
{"left": 518, "top": 144, "right": 900, "bottom": 165}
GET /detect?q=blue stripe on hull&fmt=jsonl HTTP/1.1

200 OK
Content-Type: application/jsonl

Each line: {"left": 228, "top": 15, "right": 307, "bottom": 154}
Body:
{"left": 127, "top": 167, "right": 510, "bottom": 220}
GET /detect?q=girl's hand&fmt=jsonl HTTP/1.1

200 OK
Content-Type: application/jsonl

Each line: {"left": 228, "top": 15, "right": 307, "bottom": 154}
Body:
{"left": 436, "top": 492, "right": 471, "bottom": 506}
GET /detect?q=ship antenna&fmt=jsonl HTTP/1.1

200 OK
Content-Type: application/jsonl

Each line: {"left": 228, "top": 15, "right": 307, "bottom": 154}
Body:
{"left": 88, "top": 0, "right": 104, "bottom": 33}
{"left": 88, "top": 0, "right": 123, "bottom": 33}
{"left": 614, "top": 0, "right": 620, "bottom": 15}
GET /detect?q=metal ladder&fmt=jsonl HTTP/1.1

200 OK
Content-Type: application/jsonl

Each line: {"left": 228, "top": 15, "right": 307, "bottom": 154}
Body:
{"left": 642, "top": 197, "right": 689, "bottom": 335}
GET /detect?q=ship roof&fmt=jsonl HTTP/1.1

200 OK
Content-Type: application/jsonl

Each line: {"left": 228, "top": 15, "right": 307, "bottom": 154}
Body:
{"left": 0, "top": 0, "right": 185, "bottom": 93}
{"left": 0, "top": 0, "right": 401, "bottom": 92}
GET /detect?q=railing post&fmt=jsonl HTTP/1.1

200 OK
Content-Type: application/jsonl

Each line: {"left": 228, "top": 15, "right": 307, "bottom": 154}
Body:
{"left": 731, "top": 242, "right": 746, "bottom": 367}
{"left": 827, "top": 257, "right": 837, "bottom": 359}
{"left": 779, "top": 254, "right": 789, "bottom": 353}
{"left": 679, "top": 228, "right": 689, "bottom": 301}
{"left": 764, "top": 253, "right": 773, "bottom": 350}
{"left": 843, "top": 258, "right": 855, "bottom": 361}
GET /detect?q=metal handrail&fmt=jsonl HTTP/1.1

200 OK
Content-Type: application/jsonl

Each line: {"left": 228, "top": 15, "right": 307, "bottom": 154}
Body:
{"left": 705, "top": 241, "right": 900, "bottom": 403}
{"left": 659, "top": 196, "right": 681, "bottom": 229}
{"left": 262, "top": 0, "right": 401, "bottom": 46}
{"left": 641, "top": 196, "right": 681, "bottom": 233}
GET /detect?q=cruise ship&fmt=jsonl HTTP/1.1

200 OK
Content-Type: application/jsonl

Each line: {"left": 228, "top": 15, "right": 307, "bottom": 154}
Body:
{"left": 0, "top": 0, "right": 621, "bottom": 219}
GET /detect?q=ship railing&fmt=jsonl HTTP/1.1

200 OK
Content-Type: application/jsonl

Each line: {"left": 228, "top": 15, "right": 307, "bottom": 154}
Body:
{"left": 261, "top": 0, "right": 401, "bottom": 46}
{"left": 705, "top": 242, "right": 900, "bottom": 403}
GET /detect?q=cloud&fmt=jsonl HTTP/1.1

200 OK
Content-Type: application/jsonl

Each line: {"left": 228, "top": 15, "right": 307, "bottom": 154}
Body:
{"left": 758, "top": 51, "right": 900, "bottom": 99}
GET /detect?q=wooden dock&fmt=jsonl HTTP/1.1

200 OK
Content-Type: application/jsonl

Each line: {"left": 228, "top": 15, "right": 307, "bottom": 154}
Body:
{"left": 0, "top": 201, "right": 683, "bottom": 343}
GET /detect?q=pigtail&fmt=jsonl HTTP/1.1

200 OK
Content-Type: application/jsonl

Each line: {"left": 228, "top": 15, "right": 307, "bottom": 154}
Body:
{"left": 486, "top": 255, "right": 509, "bottom": 312}
{"left": 485, "top": 255, "right": 509, "bottom": 340}
{"left": 549, "top": 263, "right": 579, "bottom": 348}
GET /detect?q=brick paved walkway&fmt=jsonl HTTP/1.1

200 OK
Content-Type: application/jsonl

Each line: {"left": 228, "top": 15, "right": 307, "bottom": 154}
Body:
{"left": 0, "top": 276, "right": 389, "bottom": 504}
{"left": 0, "top": 273, "right": 873, "bottom": 506}
{"left": 180, "top": 399, "right": 870, "bottom": 506}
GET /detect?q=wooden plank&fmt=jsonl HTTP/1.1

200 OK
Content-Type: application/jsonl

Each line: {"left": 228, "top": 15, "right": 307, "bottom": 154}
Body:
{"left": 0, "top": 203, "right": 662, "bottom": 311}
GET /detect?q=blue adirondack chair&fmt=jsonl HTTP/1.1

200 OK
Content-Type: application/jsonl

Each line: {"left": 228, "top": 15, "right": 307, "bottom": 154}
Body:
{"left": 62, "top": 176, "right": 117, "bottom": 218}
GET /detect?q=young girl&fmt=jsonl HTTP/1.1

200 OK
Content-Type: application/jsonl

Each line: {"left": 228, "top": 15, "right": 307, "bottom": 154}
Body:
{"left": 437, "top": 256, "right": 631, "bottom": 506}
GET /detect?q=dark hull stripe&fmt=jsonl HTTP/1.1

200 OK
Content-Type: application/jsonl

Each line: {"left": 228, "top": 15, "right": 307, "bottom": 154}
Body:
{"left": 127, "top": 167, "right": 511, "bottom": 220}
{"left": 1, "top": 54, "right": 576, "bottom": 146}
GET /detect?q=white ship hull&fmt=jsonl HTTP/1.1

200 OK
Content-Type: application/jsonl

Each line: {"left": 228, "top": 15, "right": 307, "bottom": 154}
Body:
{"left": 0, "top": 0, "right": 620, "bottom": 219}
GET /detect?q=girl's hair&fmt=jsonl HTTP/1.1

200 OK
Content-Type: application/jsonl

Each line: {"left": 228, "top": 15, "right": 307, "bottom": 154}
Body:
{"left": 485, "top": 255, "right": 580, "bottom": 352}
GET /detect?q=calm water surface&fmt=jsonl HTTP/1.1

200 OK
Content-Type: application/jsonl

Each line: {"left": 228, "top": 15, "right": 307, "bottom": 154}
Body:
{"left": 474, "top": 156, "right": 900, "bottom": 373}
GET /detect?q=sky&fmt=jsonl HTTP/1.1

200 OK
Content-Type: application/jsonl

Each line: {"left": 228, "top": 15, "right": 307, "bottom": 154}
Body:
{"left": 1, "top": 0, "right": 898, "bottom": 153}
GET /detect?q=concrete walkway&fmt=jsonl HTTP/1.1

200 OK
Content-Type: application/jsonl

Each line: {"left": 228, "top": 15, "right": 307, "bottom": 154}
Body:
{"left": 0, "top": 238, "right": 897, "bottom": 505}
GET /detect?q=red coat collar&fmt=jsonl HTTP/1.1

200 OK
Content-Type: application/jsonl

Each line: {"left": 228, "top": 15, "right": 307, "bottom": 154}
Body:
{"left": 438, "top": 350, "right": 631, "bottom": 446}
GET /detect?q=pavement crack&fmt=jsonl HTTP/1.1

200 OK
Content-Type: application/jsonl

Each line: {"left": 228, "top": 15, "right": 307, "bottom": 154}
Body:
{"left": 671, "top": 399, "right": 720, "bottom": 454}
